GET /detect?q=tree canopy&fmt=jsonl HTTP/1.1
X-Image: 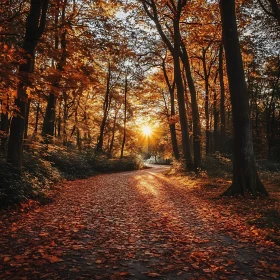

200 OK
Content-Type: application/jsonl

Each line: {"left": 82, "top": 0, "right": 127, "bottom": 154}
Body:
{"left": 0, "top": 0, "right": 279, "bottom": 198}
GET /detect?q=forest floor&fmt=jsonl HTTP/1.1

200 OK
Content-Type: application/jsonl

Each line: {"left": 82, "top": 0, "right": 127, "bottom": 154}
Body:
{"left": 0, "top": 164, "right": 280, "bottom": 280}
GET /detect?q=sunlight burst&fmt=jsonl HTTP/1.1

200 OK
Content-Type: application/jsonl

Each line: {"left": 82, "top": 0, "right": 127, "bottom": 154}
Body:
{"left": 142, "top": 125, "right": 152, "bottom": 136}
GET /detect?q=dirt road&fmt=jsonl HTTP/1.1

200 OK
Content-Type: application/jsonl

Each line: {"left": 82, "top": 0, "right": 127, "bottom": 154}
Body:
{"left": 0, "top": 165, "right": 279, "bottom": 279}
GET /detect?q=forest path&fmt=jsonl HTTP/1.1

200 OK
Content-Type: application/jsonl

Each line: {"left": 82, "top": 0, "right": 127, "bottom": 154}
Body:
{"left": 0, "top": 165, "right": 280, "bottom": 279}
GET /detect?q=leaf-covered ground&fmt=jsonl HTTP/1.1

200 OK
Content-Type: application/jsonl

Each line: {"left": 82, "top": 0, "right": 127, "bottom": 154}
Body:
{"left": 0, "top": 165, "right": 280, "bottom": 279}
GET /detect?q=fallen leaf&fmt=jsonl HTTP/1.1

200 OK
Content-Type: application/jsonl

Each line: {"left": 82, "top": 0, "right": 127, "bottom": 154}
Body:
{"left": 258, "top": 260, "right": 268, "bottom": 268}
{"left": 191, "top": 263, "right": 200, "bottom": 269}
{"left": 39, "top": 233, "right": 49, "bottom": 237}
{"left": 147, "top": 272, "right": 161, "bottom": 277}
{"left": 119, "top": 272, "right": 129, "bottom": 276}
{"left": 48, "top": 256, "right": 63, "bottom": 263}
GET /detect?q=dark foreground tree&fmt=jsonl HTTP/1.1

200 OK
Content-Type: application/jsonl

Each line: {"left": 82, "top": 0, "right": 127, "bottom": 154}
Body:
{"left": 7, "top": 0, "right": 49, "bottom": 171}
{"left": 219, "top": 0, "right": 268, "bottom": 197}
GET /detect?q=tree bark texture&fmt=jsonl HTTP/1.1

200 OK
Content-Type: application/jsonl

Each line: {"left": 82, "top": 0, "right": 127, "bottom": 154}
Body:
{"left": 141, "top": 0, "right": 193, "bottom": 170}
{"left": 173, "top": 18, "right": 193, "bottom": 169}
{"left": 180, "top": 43, "right": 201, "bottom": 169}
{"left": 120, "top": 75, "right": 128, "bottom": 159}
{"left": 96, "top": 62, "right": 111, "bottom": 152}
{"left": 219, "top": 44, "right": 226, "bottom": 153}
{"left": 213, "top": 88, "right": 219, "bottom": 152}
{"left": 7, "top": 0, "right": 49, "bottom": 171}
{"left": 162, "top": 59, "right": 180, "bottom": 160}
{"left": 202, "top": 48, "right": 210, "bottom": 155}
{"left": 42, "top": 0, "right": 67, "bottom": 140}
{"left": 220, "top": 0, "right": 268, "bottom": 196}
{"left": 109, "top": 108, "right": 119, "bottom": 156}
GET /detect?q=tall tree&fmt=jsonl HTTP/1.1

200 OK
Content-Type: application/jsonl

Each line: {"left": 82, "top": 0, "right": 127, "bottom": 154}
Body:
{"left": 42, "top": 0, "right": 67, "bottom": 140}
{"left": 120, "top": 74, "right": 128, "bottom": 159}
{"left": 219, "top": 0, "right": 268, "bottom": 196}
{"left": 142, "top": 0, "right": 193, "bottom": 170}
{"left": 219, "top": 44, "right": 226, "bottom": 153}
{"left": 96, "top": 62, "right": 112, "bottom": 152}
{"left": 161, "top": 54, "right": 180, "bottom": 160}
{"left": 7, "top": 0, "right": 49, "bottom": 171}
{"left": 180, "top": 42, "right": 201, "bottom": 168}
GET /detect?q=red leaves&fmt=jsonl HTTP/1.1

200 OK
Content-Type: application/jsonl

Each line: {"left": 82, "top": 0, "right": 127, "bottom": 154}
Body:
{"left": 0, "top": 170, "right": 280, "bottom": 279}
{"left": 3, "top": 256, "right": 10, "bottom": 262}
{"left": 95, "top": 259, "right": 106, "bottom": 264}
{"left": 47, "top": 255, "right": 63, "bottom": 263}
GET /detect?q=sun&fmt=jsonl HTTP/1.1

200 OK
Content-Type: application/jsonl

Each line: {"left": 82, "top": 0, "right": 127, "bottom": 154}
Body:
{"left": 142, "top": 125, "right": 152, "bottom": 136}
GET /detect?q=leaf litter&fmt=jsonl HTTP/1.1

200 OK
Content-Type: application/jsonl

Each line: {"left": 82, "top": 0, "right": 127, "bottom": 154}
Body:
{"left": 0, "top": 166, "right": 279, "bottom": 279}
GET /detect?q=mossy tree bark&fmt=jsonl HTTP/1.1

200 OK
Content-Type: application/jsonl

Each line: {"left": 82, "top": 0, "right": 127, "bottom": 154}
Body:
{"left": 220, "top": 0, "right": 268, "bottom": 197}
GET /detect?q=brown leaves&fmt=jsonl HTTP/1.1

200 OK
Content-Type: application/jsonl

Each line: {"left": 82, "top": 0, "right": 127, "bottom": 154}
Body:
{"left": 47, "top": 255, "right": 63, "bottom": 263}
{"left": 95, "top": 259, "right": 106, "bottom": 264}
{"left": 146, "top": 272, "right": 161, "bottom": 277}
{"left": 1, "top": 170, "right": 280, "bottom": 279}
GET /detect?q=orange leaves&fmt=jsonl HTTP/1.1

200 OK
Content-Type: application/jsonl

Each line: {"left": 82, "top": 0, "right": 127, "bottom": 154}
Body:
{"left": 202, "top": 268, "right": 212, "bottom": 273}
{"left": 47, "top": 255, "right": 63, "bottom": 263}
{"left": 1, "top": 170, "right": 280, "bottom": 279}
{"left": 95, "top": 258, "right": 106, "bottom": 264}
{"left": 39, "top": 232, "right": 49, "bottom": 237}
{"left": 146, "top": 272, "right": 161, "bottom": 277}
{"left": 14, "top": 255, "right": 28, "bottom": 261}
{"left": 128, "top": 237, "right": 136, "bottom": 243}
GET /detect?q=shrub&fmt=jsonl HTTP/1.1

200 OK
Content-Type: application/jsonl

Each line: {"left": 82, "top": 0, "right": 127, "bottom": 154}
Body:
{"left": 0, "top": 144, "right": 144, "bottom": 208}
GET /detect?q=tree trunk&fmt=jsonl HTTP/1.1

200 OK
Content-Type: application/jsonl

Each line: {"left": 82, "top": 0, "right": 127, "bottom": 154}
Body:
{"left": 24, "top": 99, "right": 31, "bottom": 139}
{"left": 42, "top": 93, "right": 56, "bottom": 139}
{"left": 220, "top": 0, "right": 268, "bottom": 197}
{"left": 96, "top": 62, "right": 111, "bottom": 152}
{"left": 141, "top": 0, "right": 192, "bottom": 170}
{"left": 62, "top": 92, "right": 68, "bottom": 146}
{"left": 213, "top": 88, "right": 219, "bottom": 152}
{"left": 120, "top": 75, "right": 128, "bottom": 159}
{"left": 42, "top": 0, "right": 66, "bottom": 140}
{"left": 34, "top": 102, "right": 40, "bottom": 134}
{"left": 109, "top": 108, "right": 119, "bottom": 156}
{"left": 7, "top": 0, "right": 49, "bottom": 171}
{"left": 257, "top": 0, "right": 280, "bottom": 26}
{"left": 1, "top": 100, "right": 9, "bottom": 152}
{"left": 162, "top": 59, "right": 180, "bottom": 160}
{"left": 219, "top": 44, "right": 226, "bottom": 153}
{"left": 180, "top": 42, "right": 201, "bottom": 169}
{"left": 201, "top": 49, "right": 210, "bottom": 155}
{"left": 173, "top": 19, "right": 193, "bottom": 170}
{"left": 57, "top": 99, "right": 61, "bottom": 138}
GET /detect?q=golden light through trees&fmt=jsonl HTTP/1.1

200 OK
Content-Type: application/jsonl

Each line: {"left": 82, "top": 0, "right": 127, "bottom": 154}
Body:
{"left": 142, "top": 125, "right": 152, "bottom": 137}
{"left": 0, "top": 0, "right": 279, "bottom": 195}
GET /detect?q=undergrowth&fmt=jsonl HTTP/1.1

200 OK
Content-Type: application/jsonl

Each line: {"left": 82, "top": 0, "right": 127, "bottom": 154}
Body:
{"left": 0, "top": 142, "right": 143, "bottom": 209}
